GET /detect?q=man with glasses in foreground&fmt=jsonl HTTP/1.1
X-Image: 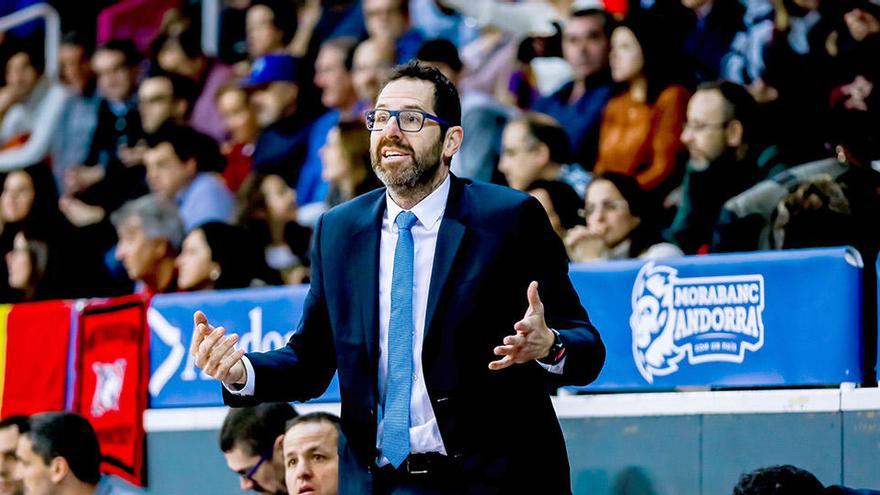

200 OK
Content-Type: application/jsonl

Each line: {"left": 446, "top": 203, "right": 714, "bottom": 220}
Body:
{"left": 220, "top": 403, "right": 298, "bottom": 494}
{"left": 194, "top": 61, "right": 605, "bottom": 494}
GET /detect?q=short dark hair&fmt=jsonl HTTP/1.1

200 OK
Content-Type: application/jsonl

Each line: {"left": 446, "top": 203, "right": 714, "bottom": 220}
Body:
{"left": 96, "top": 39, "right": 142, "bottom": 68}
{"left": 250, "top": 0, "right": 298, "bottom": 45}
{"left": 146, "top": 124, "right": 225, "bottom": 172}
{"left": 733, "top": 465, "right": 825, "bottom": 495}
{"left": 513, "top": 112, "right": 572, "bottom": 165}
{"left": 0, "top": 415, "right": 30, "bottom": 434}
{"left": 284, "top": 412, "right": 341, "bottom": 436}
{"left": 220, "top": 403, "right": 298, "bottom": 456}
{"left": 569, "top": 8, "right": 616, "bottom": 40}
{"left": 697, "top": 81, "right": 758, "bottom": 143}
{"left": 25, "top": 412, "right": 101, "bottom": 485}
{"left": 145, "top": 69, "right": 200, "bottom": 111}
{"left": 384, "top": 60, "right": 461, "bottom": 127}
{"left": 416, "top": 39, "right": 463, "bottom": 73}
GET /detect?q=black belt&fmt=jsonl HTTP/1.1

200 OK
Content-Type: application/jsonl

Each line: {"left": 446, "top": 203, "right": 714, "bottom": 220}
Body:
{"left": 373, "top": 452, "right": 456, "bottom": 477}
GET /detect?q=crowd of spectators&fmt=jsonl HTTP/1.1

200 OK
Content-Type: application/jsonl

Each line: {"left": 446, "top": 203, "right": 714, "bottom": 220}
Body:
{"left": 0, "top": 0, "right": 876, "bottom": 303}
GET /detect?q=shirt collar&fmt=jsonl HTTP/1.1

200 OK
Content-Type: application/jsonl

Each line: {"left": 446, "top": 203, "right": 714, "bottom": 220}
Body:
{"left": 385, "top": 173, "right": 451, "bottom": 230}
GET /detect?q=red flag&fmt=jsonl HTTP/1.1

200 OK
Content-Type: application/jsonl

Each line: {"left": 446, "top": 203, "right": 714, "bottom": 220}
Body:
{"left": 0, "top": 301, "right": 73, "bottom": 417}
{"left": 74, "top": 295, "right": 149, "bottom": 487}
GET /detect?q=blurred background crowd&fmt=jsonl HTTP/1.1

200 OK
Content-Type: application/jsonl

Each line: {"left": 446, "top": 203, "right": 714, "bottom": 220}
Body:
{"left": 0, "top": 0, "right": 877, "bottom": 303}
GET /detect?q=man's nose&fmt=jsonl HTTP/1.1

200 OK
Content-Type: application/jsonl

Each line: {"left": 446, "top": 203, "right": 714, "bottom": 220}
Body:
{"left": 381, "top": 115, "right": 404, "bottom": 139}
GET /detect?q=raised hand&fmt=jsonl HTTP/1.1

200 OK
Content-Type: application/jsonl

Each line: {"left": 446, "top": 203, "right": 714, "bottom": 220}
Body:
{"left": 489, "top": 281, "right": 555, "bottom": 371}
{"left": 190, "top": 310, "right": 247, "bottom": 385}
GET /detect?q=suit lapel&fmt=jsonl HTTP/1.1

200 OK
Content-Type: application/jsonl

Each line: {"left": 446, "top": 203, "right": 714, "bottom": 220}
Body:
{"left": 424, "top": 176, "right": 468, "bottom": 343}
{"left": 350, "top": 192, "right": 386, "bottom": 379}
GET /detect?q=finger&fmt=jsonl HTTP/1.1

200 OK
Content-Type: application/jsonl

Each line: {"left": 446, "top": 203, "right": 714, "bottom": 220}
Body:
{"left": 217, "top": 349, "right": 247, "bottom": 383}
{"left": 503, "top": 334, "right": 524, "bottom": 347}
{"left": 204, "top": 334, "right": 239, "bottom": 375}
{"left": 514, "top": 319, "right": 534, "bottom": 334}
{"left": 488, "top": 355, "right": 514, "bottom": 371}
{"left": 196, "top": 327, "right": 226, "bottom": 367}
{"left": 526, "top": 281, "right": 543, "bottom": 314}
{"left": 493, "top": 345, "right": 516, "bottom": 356}
{"left": 190, "top": 311, "right": 212, "bottom": 356}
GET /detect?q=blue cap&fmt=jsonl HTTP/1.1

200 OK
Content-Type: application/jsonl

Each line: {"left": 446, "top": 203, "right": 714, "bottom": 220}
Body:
{"left": 241, "top": 54, "right": 299, "bottom": 88}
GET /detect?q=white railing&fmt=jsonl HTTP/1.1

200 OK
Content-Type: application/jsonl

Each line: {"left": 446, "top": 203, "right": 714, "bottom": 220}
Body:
{"left": 0, "top": 3, "right": 61, "bottom": 79}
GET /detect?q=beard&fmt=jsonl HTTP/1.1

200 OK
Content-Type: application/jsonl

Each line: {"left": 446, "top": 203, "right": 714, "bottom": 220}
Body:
{"left": 371, "top": 136, "right": 443, "bottom": 192}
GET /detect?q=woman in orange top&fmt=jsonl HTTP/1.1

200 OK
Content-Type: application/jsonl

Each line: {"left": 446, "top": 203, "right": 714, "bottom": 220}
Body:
{"left": 593, "top": 16, "right": 690, "bottom": 191}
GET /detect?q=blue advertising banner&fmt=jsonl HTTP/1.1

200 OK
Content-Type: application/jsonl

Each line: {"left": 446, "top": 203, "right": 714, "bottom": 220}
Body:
{"left": 568, "top": 247, "right": 864, "bottom": 391}
{"left": 148, "top": 286, "right": 340, "bottom": 408}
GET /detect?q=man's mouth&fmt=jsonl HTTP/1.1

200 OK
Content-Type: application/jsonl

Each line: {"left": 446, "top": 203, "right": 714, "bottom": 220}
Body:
{"left": 298, "top": 485, "right": 315, "bottom": 494}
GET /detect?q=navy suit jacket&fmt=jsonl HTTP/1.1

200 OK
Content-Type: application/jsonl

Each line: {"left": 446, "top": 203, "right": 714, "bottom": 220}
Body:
{"left": 224, "top": 175, "right": 605, "bottom": 494}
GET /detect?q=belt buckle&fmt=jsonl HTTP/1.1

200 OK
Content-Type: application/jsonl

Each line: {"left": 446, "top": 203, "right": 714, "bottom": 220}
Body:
{"left": 405, "top": 455, "right": 430, "bottom": 475}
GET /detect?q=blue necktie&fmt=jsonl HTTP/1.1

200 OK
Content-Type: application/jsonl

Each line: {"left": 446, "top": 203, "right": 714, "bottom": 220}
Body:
{"left": 383, "top": 210, "right": 418, "bottom": 468}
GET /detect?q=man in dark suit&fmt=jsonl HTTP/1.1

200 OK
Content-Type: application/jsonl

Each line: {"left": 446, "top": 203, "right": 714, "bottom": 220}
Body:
{"left": 191, "top": 62, "right": 605, "bottom": 494}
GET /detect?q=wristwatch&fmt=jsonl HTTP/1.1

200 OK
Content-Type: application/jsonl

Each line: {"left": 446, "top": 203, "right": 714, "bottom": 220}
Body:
{"left": 538, "top": 328, "right": 566, "bottom": 365}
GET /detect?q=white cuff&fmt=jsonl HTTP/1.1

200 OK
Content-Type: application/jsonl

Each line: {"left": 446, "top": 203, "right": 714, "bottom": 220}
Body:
{"left": 536, "top": 354, "right": 566, "bottom": 375}
{"left": 222, "top": 355, "right": 256, "bottom": 396}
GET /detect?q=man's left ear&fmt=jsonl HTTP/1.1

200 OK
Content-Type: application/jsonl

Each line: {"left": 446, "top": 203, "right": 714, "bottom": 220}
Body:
{"left": 725, "top": 120, "right": 744, "bottom": 148}
{"left": 49, "top": 456, "right": 69, "bottom": 484}
{"left": 443, "top": 126, "right": 463, "bottom": 160}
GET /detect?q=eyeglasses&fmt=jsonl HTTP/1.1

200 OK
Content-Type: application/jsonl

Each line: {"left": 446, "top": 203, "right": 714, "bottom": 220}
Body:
{"left": 585, "top": 199, "right": 629, "bottom": 216}
{"left": 240, "top": 452, "right": 270, "bottom": 484}
{"left": 365, "top": 109, "right": 449, "bottom": 132}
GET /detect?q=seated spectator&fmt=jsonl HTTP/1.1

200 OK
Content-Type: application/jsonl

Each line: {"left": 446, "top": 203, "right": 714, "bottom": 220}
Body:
{"left": 525, "top": 179, "right": 583, "bottom": 239}
{"left": 319, "top": 121, "right": 381, "bottom": 208}
{"left": 592, "top": 17, "right": 690, "bottom": 191}
{"left": 246, "top": 0, "right": 297, "bottom": 61}
{"left": 111, "top": 195, "right": 184, "bottom": 295}
{"left": 152, "top": 28, "right": 236, "bottom": 142}
{"left": 0, "top": 48, "right": 70, "bottom": 171}
{"left": 363, "top": 0, "right": 425, "bottom": 64}
{"left": 176, "top": 221, "right": 280, "bottom": 291}
{"left": 237, "top": 173, "right": 312, "bottom": 284}
{"left": 532, "top": 9, "right": 615, "bottom": 168}
{"left": 665, "top": 81, "right": 768, "bottom": 254}
{"left": 0, "top": 163, "right": 67, "bottom": 244}
{"left": 107, "top": 71, "right": 200, "bottom": 175}
{"left": 143, "top": 126, "right": 235, "bottom": 231}
{"left": 351, "top": 38, "right": 395, "bottom": 108}
{"left": 282, "top": 413, "right": 341, "bottom": 495}
{"left": 52, "top": 32, "right": 101, "bottom": 184}
{"left": 245, "top": 55, "right": 315, "bottom": 192}
{"left": 15, "top": 412, "right": 102, "bottom": 495}
{"left": 296, "top": 38, "right": 362, "bottom": 213}
{"left": 215, "top": 84, "right": 260, "bottom": 192}
{"left": 498, "top": 112, "right": 589, "bottom": 197}
{"left": 220, "top": 403, "right": 298, "bottom": 494}
{"left": 566, "top": 172, "right": 682, "bottom": 261}
{"left": 66, "top": 40, "right": 147, "bottom": 214}
{"left": 0, "top": 415, "right": 28, "bottom": 495}
{"left": 4, "top": 229, "right": 71, "bottom": 302}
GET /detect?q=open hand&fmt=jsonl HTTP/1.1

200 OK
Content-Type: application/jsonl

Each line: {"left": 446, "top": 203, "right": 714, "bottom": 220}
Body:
{"left": 190, "top": 311, "right": 247, "bottom": 385}
{"left": 489, "top": 281, "right": 555, "bottom": 370}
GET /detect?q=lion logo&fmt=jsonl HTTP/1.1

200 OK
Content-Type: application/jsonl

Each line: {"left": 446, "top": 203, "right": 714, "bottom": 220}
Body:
{"left": 630, "top": 262, "right": 765, "bottom": 383}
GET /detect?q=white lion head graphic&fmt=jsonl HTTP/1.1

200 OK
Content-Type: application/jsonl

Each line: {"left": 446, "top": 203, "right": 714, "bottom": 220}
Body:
{"left": 91, "top": 359, "right": 127, "bottom": 417}
{"left": 630, "top": 262, "right": 683, "bottom": 382}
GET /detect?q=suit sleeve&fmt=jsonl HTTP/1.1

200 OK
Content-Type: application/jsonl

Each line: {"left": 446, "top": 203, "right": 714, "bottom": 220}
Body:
{"left": 518, "top": 196, "right": 606, "bottom": 387}
{"left": 223, "top": 214, "right": 337, "bottom": 406}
